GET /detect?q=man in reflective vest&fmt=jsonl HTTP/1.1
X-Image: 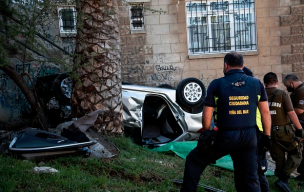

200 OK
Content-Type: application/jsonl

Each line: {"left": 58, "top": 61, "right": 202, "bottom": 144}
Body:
{"left": 180, "top": 52, "right": 271, "bottom": 192}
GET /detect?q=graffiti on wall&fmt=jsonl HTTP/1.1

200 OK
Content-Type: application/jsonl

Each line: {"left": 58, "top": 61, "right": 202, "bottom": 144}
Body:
{"left": 0, "top": 61, "right": 61, "bottom": 123}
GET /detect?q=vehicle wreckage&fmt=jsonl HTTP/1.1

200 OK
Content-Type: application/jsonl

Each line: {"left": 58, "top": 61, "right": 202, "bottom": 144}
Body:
{"left": 35, "top": 74, "right": 207, "bottom": 147}
{"left": 7, "top": 109, "right": 119, "bottom": 160}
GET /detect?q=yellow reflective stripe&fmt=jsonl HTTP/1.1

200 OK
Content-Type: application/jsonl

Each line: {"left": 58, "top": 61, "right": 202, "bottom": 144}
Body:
{"left": 214, "top": 97, "right": 218, "bottom": 113}
{"left": 256, "top": 95, "right": 263, "bottom": 131}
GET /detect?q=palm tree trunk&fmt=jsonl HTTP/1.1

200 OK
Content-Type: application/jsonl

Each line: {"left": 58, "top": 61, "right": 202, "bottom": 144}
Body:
{"left": 72, "top": 0, "right": 123, "bottom": 134}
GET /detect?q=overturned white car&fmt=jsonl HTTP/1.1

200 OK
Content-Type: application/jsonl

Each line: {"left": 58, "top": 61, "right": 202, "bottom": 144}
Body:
{"left": 36, "top": 75, "right": 206, "bottom": 147}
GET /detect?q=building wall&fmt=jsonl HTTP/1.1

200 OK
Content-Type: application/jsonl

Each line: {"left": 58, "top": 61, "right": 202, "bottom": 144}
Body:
{"left": 118, "top": 0, "right": 304, "bottom": 89}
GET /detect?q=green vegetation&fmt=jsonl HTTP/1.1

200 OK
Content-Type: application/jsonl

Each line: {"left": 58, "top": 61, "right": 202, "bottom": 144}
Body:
{"left": 0, "top": 135, "right": 303, "bottom": 192}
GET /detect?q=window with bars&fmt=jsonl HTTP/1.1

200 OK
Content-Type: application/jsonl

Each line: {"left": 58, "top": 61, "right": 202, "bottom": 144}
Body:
{"left": 186, "top": 0, "right": 257, "bottom": 55}
{"left": 58, "top": 7, "right": 77, "bottom": 35}
{"left": 130, "top": 4, "right": 145, "bottom": 30}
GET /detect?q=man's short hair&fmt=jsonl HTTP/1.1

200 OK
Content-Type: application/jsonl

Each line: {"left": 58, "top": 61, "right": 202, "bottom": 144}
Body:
{"left": 263, "top": 72, "right": 278, "bottom": 85}
{"left": 224, "top": 52, "right": 244, "bottom": 67}
{"left": 283, "top": 74, "right": 300, "bottom": 83}
{"left": 243, "top": 67, "right": 253, "bottom": 77}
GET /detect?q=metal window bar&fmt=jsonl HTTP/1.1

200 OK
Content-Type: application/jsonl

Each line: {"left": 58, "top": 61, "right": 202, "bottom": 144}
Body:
{"left": 186, "top": 0, "right": 256, "bottom": 54}
{"left": 130, "top": 4, "right": 144, "bottom": 29}
{"left": 60, "top": 8, "right": 76, "bottom": 32}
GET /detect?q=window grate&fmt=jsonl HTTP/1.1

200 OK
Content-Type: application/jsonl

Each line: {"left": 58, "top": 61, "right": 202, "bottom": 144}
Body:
{"left": 58, "top": 6, "right": 77, "bottom": 34}
{"left": 130, "top": 4, "right": 144, "bottom": 30}
{"left": 186, "top": 0, "right": 257, "bottom": 54}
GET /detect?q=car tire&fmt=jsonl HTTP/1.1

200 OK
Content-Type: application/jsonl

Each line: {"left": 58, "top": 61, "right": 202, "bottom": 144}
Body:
{"left": 157, "top": 84, "right": 175, "bottom": 89}
{"left": 176, "top": 77, "right": 206, "bottom": 108}
{"left": 52, "top": 73, "right": 72, "bottom": 105}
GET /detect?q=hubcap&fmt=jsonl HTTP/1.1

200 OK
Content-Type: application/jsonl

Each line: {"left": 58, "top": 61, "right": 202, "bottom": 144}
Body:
{"left": 60, "top": 77, "right": 72, "bottom": 98}
{"left": 183, "top": 82, "right": 202, "bottom": 103}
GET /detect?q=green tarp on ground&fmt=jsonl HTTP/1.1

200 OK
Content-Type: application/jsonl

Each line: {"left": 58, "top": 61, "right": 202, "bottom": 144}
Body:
{"left": 149, "top": 141, "right": 274, "bottom": 176}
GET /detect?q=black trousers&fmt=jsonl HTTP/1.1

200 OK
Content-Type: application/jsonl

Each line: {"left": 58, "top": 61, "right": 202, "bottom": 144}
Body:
{"left": 180, "top": 127, "right": 260, "bottom": 192}
{"left": 297, "top": 121, "right": 304, "bottom": 174}
{"left": 257, "top": 132, "right": 270, "bottom": 192}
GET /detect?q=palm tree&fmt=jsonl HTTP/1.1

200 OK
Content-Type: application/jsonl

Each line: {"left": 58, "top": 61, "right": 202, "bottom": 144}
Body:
{"left": 72, "top": 0, "right": 123, "bottom": 134}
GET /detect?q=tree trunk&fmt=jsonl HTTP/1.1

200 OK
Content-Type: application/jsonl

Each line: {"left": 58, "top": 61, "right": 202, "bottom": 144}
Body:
{"left": 72, "top": 0, "right": 123, "bottom": 134}
{"left": 0, "top": 65, "right": 49, "bottom": 130}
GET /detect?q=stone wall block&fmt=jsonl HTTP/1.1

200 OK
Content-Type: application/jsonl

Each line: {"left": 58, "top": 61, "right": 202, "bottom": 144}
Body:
{"left": 280, "top": 15, "right": 302, "bottom": 26}
{"left": 291, "top": 24, "right": 304, "bottom": 34}
{"left": 281, "top": 34, "right": 303, "bottom": 45}
{"left": 281, "top": 53, "right": 304, "bottom": 64}
{"left": 293, "top": 62, "right": 304, "bottom": 71}
{"left": 292, "top": 43, "right": 304, "bottom": 53}
{"left": 291, "top": 4, "right": 304, "bottom": 14}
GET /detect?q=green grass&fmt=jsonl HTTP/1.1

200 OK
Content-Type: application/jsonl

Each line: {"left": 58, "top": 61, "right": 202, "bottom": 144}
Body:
{"left": 0, "top": 135, "right": 304, "bottom": 192}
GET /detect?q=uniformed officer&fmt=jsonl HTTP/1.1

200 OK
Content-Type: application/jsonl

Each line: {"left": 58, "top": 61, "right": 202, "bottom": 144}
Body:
{"left": 180, "top": 52, "right": 271, "bottom": 192}
{"left": 264, "top": 72, "right": 304, "bottom": 192}
{"left": 243, "top": 67, "right": 270, "bottom": 192}
{"left": 282, "top": 74, "right": 304, "bottom": 179}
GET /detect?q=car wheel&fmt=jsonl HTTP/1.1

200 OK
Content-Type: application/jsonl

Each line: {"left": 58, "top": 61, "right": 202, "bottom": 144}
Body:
{"left": 176, "top": 77, "right": 206, "bottom": 108}
{"left": 52, "top": 73, "right": 72, "bottom": 105}
{"left": 157, "top": 84, "right": 175, "bottom": 89}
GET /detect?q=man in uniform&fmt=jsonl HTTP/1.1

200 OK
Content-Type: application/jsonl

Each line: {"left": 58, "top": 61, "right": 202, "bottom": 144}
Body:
{"left": 243, "top": 67, "right": 270, "bottom": 192}
{"left": 264, "top": 72, "right": 303, "bottom": 192}
{"left": 180, "top": 52, "right": 271, "bottom": 192}
{"left": 283, "top": 74, "right": 304, "bottom": 179}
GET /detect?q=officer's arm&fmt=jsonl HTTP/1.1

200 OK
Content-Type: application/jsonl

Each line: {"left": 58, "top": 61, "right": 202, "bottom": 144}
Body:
{"left": 294, "top": 108, "right": 304, "bottom": 116}
{"left": 202, "top": 106, "right": 214, "bottom": 131}
{"left": 258, "top": 101, "right": 271, "bottom": 136}
{"left": 287, "top": 110, "right": 303, "bottom": 129}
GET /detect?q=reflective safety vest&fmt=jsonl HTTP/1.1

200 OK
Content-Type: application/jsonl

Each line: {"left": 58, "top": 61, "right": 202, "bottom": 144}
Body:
{"left": 216, "top": 75, "right": 260, "bottom": 130}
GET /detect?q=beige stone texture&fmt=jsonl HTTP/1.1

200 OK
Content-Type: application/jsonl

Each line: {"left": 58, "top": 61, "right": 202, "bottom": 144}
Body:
{"left": 272, "top": 65, "right": 284, "bottom": 73}
{"left": 256, "top": 8, "right": 270, "bottom": 18}
{"left": 150, "top": 24, "right": 170, "bottom": 34}
{"left": 152, "top": 44, "right": 171, "bottom": 54}
{"left": 258, "top": 37, "right": 281, "bottom": 47}
{"left": 251, "top": 65, "right": 272, "bottom": 75}
{"left": 266, "top": 56, "right": 282, "bottom": 65}
{"left": 258, "top": 57, "right": 267, "bottom": 65}
{"left": 281, "top": 0, "right": 301, "bottom": 6}
{"left": 259, "top": 47, "right": 271, "bottom": 57}
{"left": 244, "top": 56, "right": 259, "bottom": 67}
{"left": 189, "top": 59, "right": 207, "bottom": 71}
{"left": 170, "top": 23, "right": 187, "bottom": 34}
{"left": 158, "top": 0, "right": 176, "bottom": 5}
{"left": 177, "top": 10, "right": 186, "bottom": 23}
{"left": 281, "top": 63, "right": 293, "bottom": 73}
{"left": 160, "top": 14, "right": 178, "bottom": 24}
{"left": 161, "top": 34, "right": 180, "bottom": 44}
{"left": 270, "top": 26, "right": 291, "bottom": 37}
{"left": 145, "top": 15, "right": 160, "bottom": 25}
{"left": 258, "top": 28, "right": 270, "bottom": 38}
{"left": 146, "top": 35, "right": 161, "bottom": 45}
{"left": 270, "top": 7, "right": 291, "bottom": 16}
{"left": 206, "top": 58, "right": 224, "bottom": 70}
{"left": 171, "top": 43, "right": 188, "bottom": 53}
{"left": 149, "top": 0, "right": 159, "bottom": 6}
{"left": 168, "top": 4, "right": 179, "bottom": 14}
{"left": 270, "top": 45, "right": 292, "bottom": 55}
{"left": 257, "top": 17, "right": 280, "bottom": 29}
{"left": 257, "top": 0, "right": 280, "bottom": 8}
{"left": 179, "top": 33, "right": 187, "bottom": 43}
{"left": 182, "top": 70, "right": 199, "bottom": 79}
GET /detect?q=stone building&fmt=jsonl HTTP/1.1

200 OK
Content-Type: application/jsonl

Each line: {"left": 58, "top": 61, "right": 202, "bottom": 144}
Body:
{"left": 1, "top": 0, "right": 304, "bottom": 124}
{"left": 119, "top": 0, "right": 304, "bottom": 89}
